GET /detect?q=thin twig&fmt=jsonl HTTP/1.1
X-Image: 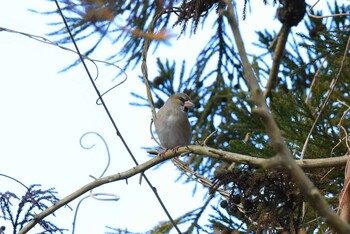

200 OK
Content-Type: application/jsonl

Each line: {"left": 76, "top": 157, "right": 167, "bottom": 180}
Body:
{"left": 305, "top": 58, "right": 327, "bottom": 104}
{"left": 186, "top": 194, "right": 215, "bottom": 233}
{"left": 308, "top": 0, "right": 350, "bottom": 19}
{"left": 0, "top": 174, "right": 29, "bottom": 191}
{"left": 201, "top": 130, "right": 217, "bottom": 146}
{"left": 337, "top": 100, "right": 350, "bottom": 148}
{"left": 301, "top": 35, "right": 350, "bottom": 160}
{"left": 141, "top": 9, "right": 166, "bottom": 122}
{"left": 150, "top": 118, "right": 163, "bottom": 148}
{"left": 73, "top": 132, "right": 120, "bottom": 233}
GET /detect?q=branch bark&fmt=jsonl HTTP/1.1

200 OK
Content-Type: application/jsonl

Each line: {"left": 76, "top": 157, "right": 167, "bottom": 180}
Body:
{"left": 19, "top": 144, "right": 348, "bottom": 233}
{"left": 339, "top": 158, "right": 350, "bottom": 222}
{"left": 264, "top": 24, "right": 290, "bottom": 98}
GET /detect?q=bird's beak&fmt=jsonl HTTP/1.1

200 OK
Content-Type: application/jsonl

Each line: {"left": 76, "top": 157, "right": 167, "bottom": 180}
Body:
{"left": 184, "top": 100, "right": 194, "bottom": 109}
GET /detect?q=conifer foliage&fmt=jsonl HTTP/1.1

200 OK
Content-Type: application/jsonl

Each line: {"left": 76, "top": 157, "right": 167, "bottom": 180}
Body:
{"left": 33, "top": 0, "right": 350, "bottom": 233}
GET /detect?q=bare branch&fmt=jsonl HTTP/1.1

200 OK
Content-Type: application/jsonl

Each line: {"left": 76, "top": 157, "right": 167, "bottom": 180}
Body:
{"left": 264, "top": 24, "right": 291, "bottom": 98}
{"left": 18, "top": 143, "right": 349, "bottom": 233}
{"left": 308, "top": 0, "right": 350, "bottom": 19}
{"left": 141, "top": 9, "right": 166, "bottom": 122}
{"left": 305, "top": 58, "right": 327, "bottom": 104}
{"left": 339, "top": 157, "right": 350, "bottom": 223}
{"left": 18, "top": 149, "right": 176, "bottom": 234}
{"left": 201, "top": 130, "right": 217, "bottom": 146}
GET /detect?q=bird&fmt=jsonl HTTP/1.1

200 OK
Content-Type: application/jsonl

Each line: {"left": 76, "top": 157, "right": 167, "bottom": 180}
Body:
{"left": 154, "top": 93, "right": 194, "bottom": 150}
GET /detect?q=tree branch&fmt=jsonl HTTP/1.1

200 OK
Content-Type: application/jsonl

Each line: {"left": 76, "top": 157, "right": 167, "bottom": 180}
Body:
{"left": 19, "top": 144, "right": 348, "bottom": 233}
{"left": 141, "top": 9, "right": 166, "bottom": 122}
{"left": 339, "top": 157, "right": 350, "bottom": 223}
{"left": 221, "top": 1, "right": 350, "bottom": 233}
{"left": 264, "top": 24, "right": 291, "bottom": 98}
{"left": 19, "top": 150, "right": 175, "bottom": 234}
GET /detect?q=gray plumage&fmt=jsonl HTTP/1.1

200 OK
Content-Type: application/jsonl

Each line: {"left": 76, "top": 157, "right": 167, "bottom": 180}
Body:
{"left": 154, "top": 93, "right": 194, "bottom": 149}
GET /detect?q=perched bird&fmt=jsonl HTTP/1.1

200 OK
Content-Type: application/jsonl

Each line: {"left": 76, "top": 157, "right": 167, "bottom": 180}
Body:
{"left": 154, "top": 93, "right": 194, "bottom": 150}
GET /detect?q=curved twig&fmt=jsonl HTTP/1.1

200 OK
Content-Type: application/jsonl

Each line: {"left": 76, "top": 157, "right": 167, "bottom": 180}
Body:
{"left": 73, "top": 132, "right": 120, "bottom": 233}
{"left": 150, "top": 118, "right": 163, "bottom": 149}
{"left": 308, "top": 0, "right": 350, "bottom": 19}
{"left": 95, "top": 70, "right": 128, "bottom": 105}
{"left": 80, "top": 132, "right": 111, "bottom": 178}
{"left": 0, "top": 173, "right": 29, "bottom": 190}
{"left": 72, "top": 191, "right": 120, "bottom": 234}
{"left": 0, "top": 26, "right": 126, "bottom": 82}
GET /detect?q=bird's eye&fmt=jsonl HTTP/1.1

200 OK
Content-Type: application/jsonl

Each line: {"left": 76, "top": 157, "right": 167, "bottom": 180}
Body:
{"left": 179, "top": 97, "right": 186, "bottom": 103}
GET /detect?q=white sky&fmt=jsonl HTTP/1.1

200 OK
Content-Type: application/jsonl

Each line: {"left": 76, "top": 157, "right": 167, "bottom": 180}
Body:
{"left": 0, "top": 0, "right": 337, "bottom": 233}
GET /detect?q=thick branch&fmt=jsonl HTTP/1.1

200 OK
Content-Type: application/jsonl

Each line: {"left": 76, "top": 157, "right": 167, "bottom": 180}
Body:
{"left": 264, "top": 24, "right": 291, "bottom": 98}
{"left": 222, "top": 1, "right": 350, "bottom": 233}
{"left": 18, "top": 151, "right": 175, "bottom": 234}
{"left": 339, "top": 159, "right": 350, "bottom": 222}
{"left": 187, "top": 146, "right": 348, "bottom": 169}
{"left": 19, "top": 144, "right": 348, "bottom": 233}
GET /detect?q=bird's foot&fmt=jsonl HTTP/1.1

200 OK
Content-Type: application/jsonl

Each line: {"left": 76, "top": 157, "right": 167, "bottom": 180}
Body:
{"left": 172, "top": 145, "right": 182, "bottom": 154}
{"left": 158, "top": 148, "right": 169, "bottom": 157}
{"left": 158, "top": 146, "right": 182, "bottom": 157}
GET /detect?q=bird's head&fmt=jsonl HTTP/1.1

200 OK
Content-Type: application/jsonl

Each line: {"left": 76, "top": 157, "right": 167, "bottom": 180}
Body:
{"left": 166, "top": 93, "right": 194, "bottom": 113}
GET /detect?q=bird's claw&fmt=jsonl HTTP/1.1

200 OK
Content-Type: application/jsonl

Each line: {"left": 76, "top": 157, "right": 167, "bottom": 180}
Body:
{"left": 172, "top": 145, "right": 182, "bottom": 153}
{"left": 158, "top": 148, "right": 169, "bottom": 157}
{"left": 158, "top": 146, "right": 182, "bottom": 157}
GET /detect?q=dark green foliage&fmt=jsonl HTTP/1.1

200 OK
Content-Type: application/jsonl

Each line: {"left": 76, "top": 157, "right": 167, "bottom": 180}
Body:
{"left": 212, "top": 167, "right": 303, "bottom": 233}
{"left": 143, "top": 207, "right": 209, "bottom": 234}
{"left": 41, "top": 0, "right": 272, "bottom": 70}
{"left": 0, "top": 185, "right": 65, "bottom": 233}
{"left": 105, "top": 226, "right": 141, "bottom": 234}
{"left": 149, "top": 4, "right": 348, "bottom": 232}
{"left": 209, "top": 206, "right": 246, "bottom": 233}
{"left": 41, "top": 0, "right": 174, "bottom": 70}
{"left": 173, "top": 0, "right": 223, "bottom": 35}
